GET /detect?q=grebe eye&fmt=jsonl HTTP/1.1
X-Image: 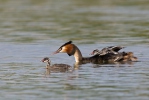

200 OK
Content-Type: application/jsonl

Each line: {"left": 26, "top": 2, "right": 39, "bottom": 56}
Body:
{"left": 59, "top": 48, "right": 62, "bottom": 51}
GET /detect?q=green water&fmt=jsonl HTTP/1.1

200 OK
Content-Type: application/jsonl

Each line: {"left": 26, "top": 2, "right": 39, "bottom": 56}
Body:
{"left": 0, "top": 0, "right": 149, "bottom": 100}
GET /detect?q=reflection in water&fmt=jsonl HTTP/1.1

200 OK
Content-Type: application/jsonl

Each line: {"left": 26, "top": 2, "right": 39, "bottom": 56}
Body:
{"left": 75, "top": 60, "right": 135, "bottom": 68}
{"left": 43, "top": 68, "right": 80, "bottom": 100}
{"left": 92, "top": 62, "right": 135, "bottom": 68}
{"left": 44, "top": 68, "right": 50, "bottom": 77}
{"left": 43, "top": 66, "right": 74, "bottom": 78}
{"left": 44, "top": 67, "right": 74, "bottom": 76}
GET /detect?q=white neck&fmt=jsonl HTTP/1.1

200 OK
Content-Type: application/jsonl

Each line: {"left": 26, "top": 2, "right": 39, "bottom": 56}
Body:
{"left": 73, "top": 46, "right": 83, "bottom": 62}
{"left": 47, "top": 61, "right": 51, "bottom": 66}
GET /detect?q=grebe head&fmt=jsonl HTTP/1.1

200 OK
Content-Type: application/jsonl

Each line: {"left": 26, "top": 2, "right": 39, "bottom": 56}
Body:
{"left": 42, "top": 57, "right": 51, "bottom": 65}
{"left": 90, "top": 49, "right": 99, "bottom": 55}
{"left": 53, "top": 41, "right": 75, "bottom": 56}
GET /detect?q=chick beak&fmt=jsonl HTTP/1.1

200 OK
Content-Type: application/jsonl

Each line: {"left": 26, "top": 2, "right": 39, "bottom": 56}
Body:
{"left": 90, "top": 51, "right": 94, "bottom": 55}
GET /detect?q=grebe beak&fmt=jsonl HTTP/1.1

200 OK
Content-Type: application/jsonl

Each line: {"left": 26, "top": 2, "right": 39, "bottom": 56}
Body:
{"left": 52, "top": 50, "right": 60, "bottom": 55}
{"left": 52, "top": 47, "right": 62, "bottom": 55}
{"left": 90, "top": 49, "right": 98, "bottom": 55}
{"left": 90, "top": 50, "right": 95, "bottom": 55}
{"left": 90, "top": 51, "right": 94, "bottom": 55}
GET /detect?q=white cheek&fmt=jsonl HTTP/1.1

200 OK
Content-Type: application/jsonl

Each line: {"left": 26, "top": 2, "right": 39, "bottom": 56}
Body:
{"left": 44, "top": 60, "right": 48, "bottom": 63}
{"left": 60, "top": 47, "right": 66, "bottom": 52}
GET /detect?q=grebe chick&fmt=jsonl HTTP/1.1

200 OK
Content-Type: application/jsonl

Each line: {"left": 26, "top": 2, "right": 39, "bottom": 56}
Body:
{"left": 90, "top": 46, "right": 124, "bottom": 56}
{"left": 53, "top": 41, "right": 138, "bottom": 64}
{"left": 42, "top": 57, "right": 72, "bottom": 72}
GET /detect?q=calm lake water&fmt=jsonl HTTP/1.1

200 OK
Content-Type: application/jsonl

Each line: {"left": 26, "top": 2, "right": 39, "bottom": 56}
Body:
{"left": 0, "top": 0, "right": 149, "bottom": 100}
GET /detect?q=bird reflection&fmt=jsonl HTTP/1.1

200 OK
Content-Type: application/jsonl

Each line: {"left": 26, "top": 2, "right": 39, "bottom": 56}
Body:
{"left": 92, "top": 61, "right": 135, "bottom": 68}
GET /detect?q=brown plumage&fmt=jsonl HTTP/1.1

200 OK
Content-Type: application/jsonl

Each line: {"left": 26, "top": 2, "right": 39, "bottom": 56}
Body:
{"left": 90, "top": 46, "right": 124, "bottom": 56}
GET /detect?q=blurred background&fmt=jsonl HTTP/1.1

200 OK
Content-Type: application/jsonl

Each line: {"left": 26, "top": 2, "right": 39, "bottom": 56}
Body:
{"left": 0, "top": 0, "right": 149, "bottom": 100}
{"left": 0, "top": 0, "right": 149, "bottom": 44}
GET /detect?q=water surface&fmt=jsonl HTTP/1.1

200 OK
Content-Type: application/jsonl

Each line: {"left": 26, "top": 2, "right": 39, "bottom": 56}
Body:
{"left": 0, "top": 0, "right": 149, "bottom": 100}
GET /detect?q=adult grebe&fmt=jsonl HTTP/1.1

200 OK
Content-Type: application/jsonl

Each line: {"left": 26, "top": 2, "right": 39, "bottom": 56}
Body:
{"left": 53, "top": 41, "right": 137, "bottom": 64}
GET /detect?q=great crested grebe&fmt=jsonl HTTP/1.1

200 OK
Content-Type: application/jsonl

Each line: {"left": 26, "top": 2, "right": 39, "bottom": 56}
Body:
{"left": 42, "top": 57, "right": 72, "bottom": 71}
{"left": 53, "top": 41, "right": 138, "bottom": 64}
